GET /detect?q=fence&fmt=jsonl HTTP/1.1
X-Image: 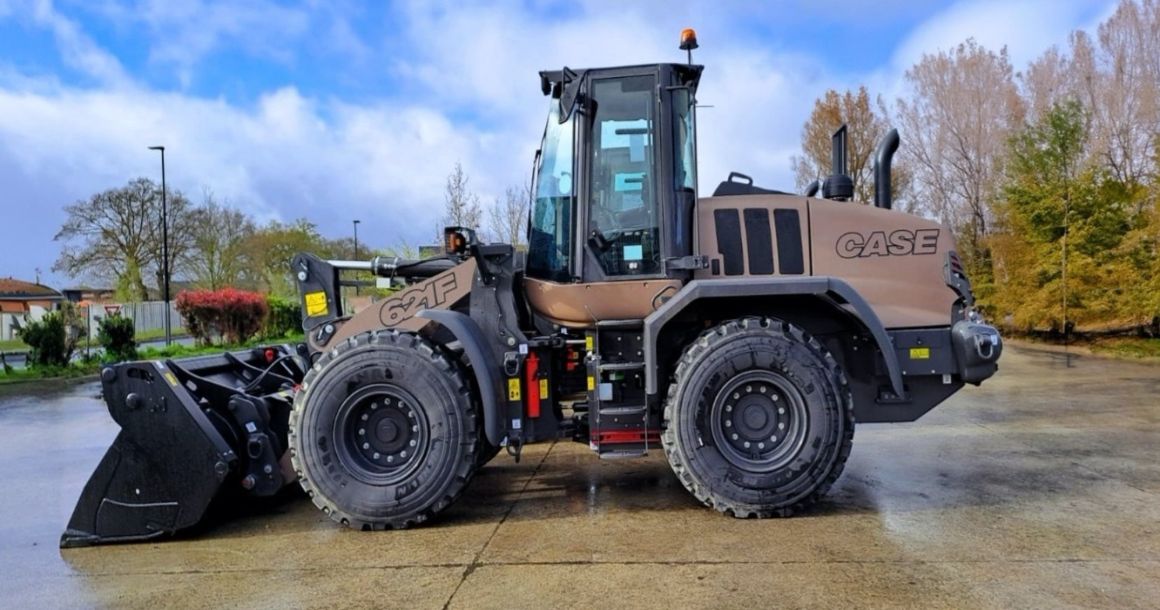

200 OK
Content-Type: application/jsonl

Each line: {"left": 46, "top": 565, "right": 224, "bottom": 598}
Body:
{"left": 0, "top": 301, "right": 185, "bottom": 342}
{"left": 86, "top": 301, "right": 185, "bottom": 339}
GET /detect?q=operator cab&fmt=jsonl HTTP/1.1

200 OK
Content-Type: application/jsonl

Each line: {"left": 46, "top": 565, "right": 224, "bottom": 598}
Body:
{"left": 528, "top": 63, "right": 703, "bottom": 284}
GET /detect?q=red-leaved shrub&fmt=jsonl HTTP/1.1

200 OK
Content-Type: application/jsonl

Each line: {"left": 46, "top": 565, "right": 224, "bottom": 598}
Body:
{"left": 175, "top": 288, "right": 269, "bottom": 346}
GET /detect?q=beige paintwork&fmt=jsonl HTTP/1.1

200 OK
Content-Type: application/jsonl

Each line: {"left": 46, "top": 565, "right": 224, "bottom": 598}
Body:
{"left": 308, "top": 259, "right": 477, "bottom": 352}
{"left": 693, "top": 194, "right": 956, "bottom": 329}
{"left": 523, "top": 277, "right": 682, "bottom": 328}
{"left": 311, "top": 193, "right": 955, "bottom": 343}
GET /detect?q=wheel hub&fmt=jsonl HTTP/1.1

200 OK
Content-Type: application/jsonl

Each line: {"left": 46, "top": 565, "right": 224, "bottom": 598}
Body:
{"left": 710, "top": 371, "right": 808, "bottom": 472}
{"left": 335, "top": 383, "right": 428, "bottom": 484}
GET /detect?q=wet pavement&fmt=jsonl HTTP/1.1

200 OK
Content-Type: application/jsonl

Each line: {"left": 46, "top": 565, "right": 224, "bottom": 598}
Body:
{"left": 0, "top": 345, "right": 1157, "bottom": 609}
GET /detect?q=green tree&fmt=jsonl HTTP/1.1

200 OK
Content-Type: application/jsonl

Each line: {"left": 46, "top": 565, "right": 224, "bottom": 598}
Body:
{"left": 188, "top": 192, "right": 256, "bottom": 290}
{"left": 242, "top": 219, "right": 330, "bottom": 297}
{"left": 989, "top": 101, "right": 1136, "bottom": 330}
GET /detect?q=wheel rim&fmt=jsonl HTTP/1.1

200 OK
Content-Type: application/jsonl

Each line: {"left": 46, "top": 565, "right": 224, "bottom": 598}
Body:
{"left": 333, "top": 382, "right": 429, "bottom": 485}
{"left": 708, "top": 370, "right": 809, "bottom": 473}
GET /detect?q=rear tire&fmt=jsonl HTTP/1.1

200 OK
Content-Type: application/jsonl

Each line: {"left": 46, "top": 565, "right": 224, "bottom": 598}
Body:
{"left": 290, "top": 330, "right": 478, "bottom": 530}
{"left": 662, "top": 317, "right": 853, "bottom": 518}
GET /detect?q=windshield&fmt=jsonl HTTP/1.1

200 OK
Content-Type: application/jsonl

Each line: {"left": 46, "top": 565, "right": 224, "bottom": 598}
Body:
{"left": 527, "top": 99, "right": 575, "bottom": 282}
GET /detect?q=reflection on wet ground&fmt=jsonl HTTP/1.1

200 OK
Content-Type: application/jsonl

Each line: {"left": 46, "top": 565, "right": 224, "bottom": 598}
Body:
{"left": 1, "top": 346, "right": 1157, "bottom": 608}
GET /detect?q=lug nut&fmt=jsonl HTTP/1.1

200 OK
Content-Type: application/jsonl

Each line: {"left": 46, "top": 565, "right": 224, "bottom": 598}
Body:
{"left": 409, "top": 440, "right": 416, "bottom": 447}
{"left": 401, "top": 450, "right": 408, "bottom": 458}
{"left": 778, "top": 422, "right": 785, "bottom": 430}
{"left": 362, "top": 442, "right": 370, "bottom": 450}
{"left": 778, "top": 407, "right": 785, "bottom": 414}
{"left": 725, "top": 420, "right": 732, "bottom": 427}
{"left": 743, "top": 441, "right": 750, "bottom": 448}
{"left": 359, "top": 428, "right": 365, "bottom": 436}
{"left": 373, "top": 452, "right": 381, "bottom": 459}
{"left": 759, "top": 386, "right": 767, "bottom": 394}
{"left": 745, "top": 385, "right": 752, "bottom": 393}
{"left": 731, "top": 433, "right": 738, "bottom": 440}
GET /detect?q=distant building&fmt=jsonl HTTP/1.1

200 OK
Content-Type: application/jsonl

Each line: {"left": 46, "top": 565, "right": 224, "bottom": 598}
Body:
{"left": 0, "top": 278, "right": 63, "bottom": 341}
{"left": 62, "top": 286, "right": 117, "bottom": 304}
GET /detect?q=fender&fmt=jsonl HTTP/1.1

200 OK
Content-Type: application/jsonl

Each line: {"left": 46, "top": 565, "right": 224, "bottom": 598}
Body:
{"left": 415, "top": 309, "right": 505, "bottom": 446}
{"left": 642, "top": 276, "right": 906, "bottom": 399}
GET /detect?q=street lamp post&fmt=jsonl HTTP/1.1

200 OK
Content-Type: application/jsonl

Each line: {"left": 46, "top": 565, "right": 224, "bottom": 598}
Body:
{"left": 353, "top": 219, "right": 361, "bottom": 296}
{"left": 148, "top": 145, "right": 171, "bottom": 346}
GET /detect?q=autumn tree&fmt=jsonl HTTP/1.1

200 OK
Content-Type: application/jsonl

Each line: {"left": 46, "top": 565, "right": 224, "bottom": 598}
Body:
{"left": 54, "top": 178, "right": 195, "bottom": 301}
{"left": 896, "top": 39, "right": 1024, "bottom": 284}
{"left": 487, "top": 184, "right": 531, "bottom": 247}
{"left": 791, "top": 87, "right": 905, "bottom": 205}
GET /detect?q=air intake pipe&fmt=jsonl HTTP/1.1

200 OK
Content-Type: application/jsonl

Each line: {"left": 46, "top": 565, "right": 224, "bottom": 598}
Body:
{"left": 821, "top": 125, "right": 854, "bottom": 201}
{"left": 873, "top": 128, "right": 900, "bottom": 210}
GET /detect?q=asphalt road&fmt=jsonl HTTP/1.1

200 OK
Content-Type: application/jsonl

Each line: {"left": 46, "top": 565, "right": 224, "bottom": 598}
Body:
{"left": 1, "top": 346, "right": 1157, "bottom": 609}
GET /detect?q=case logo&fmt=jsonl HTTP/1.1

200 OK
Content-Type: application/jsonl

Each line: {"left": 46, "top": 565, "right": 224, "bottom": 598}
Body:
{"left": 836, "top": 229, "right": 940, "bottom": 259}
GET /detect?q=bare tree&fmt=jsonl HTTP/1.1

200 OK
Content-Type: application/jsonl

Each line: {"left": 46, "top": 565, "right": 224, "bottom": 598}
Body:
{"left": 487, "top": 183, "right": 531, "bottom": 247}
{"left": 1071, "top": 1, "right": 1159, "bottom": 186}
{"left": 54, "top": 178, "right": 194, "bottom": 300}
{"left": 187, "top": 190, "right": 256, "bottom": 290}
{"left": 440, "top": 162, "right": 483, "bottom": 239}
{"left": 895, "top": 39, "right": 1024, "bottom": 266}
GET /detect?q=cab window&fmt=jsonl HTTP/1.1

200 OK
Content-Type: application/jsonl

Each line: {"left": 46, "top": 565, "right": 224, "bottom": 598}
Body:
{"left": 588, "top": 75, "right": 660, "bottom": 276}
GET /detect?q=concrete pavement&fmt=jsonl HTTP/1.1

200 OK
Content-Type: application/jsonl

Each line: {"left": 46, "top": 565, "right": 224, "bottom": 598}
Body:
{"left": 1, "top": 346, "right": 1157, "bottom": 608}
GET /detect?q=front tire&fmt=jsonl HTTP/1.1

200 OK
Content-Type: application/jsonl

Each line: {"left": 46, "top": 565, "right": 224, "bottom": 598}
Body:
{"left": 662, "top": 317, "right": 854, "bottom": 518}
{"left": 290, "top": 330, "right": 478, "bottom": 530}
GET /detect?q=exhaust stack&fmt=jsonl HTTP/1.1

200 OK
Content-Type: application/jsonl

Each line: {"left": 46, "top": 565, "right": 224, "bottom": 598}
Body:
{"left": 874, "top": 128, "right": 900, "bottom": 210}
{"left": 821, "top": 124, "right": 853, "bottom": 201}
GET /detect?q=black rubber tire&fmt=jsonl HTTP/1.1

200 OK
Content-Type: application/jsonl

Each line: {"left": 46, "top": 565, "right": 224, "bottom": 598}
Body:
{"left": 662, "top": 317, "right": 854, "bottom": 518}
{"left": 289, "top": 330, "right": 478, "bottom": 530}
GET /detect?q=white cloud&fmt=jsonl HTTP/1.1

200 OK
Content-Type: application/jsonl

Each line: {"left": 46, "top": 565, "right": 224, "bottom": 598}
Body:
{"left": 890, "top": 0, "right": 1114, "bottom": 72}
{"left": 0, "top": 0, "right": 1111, "bottom": 286}
{"left": 30, "top": 0, "right": 130, "bottom": 86}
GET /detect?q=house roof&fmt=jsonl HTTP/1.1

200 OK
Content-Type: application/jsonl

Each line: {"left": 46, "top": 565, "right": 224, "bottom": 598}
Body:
{"left": 0, "top": 278, "right": 63, "bottom": 301}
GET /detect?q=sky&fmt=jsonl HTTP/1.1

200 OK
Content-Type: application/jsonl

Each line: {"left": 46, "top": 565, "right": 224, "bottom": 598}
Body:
{"left": 0, "top": 0, "right": 1116, "bottom": 287}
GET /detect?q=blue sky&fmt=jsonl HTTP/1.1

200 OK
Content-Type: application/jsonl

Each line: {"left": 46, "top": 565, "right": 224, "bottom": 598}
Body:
{"left": 0, "top": 0, "right": 1115, "bottom": 287}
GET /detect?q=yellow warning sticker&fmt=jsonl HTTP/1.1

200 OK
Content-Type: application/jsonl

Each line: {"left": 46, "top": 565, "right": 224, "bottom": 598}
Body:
{"left": 163, "top": 371, "right": 179, "bottom": 387}
{"left": 507, "top": 378, "right": 521, "bottom": 401}
{"left": 539, "top": 378, "right": 549, "bottom": 399}
{"left": 304, "top": 291, "right": 328, "bottom": 317}
{"left": 909, "top": 347, "right": 931, "bottom": 360}
{"left": 585, "top": 336, "right": 594, "bottom": 351}
{"left": 587, "top": 376, "right": 596, "bottom": 391}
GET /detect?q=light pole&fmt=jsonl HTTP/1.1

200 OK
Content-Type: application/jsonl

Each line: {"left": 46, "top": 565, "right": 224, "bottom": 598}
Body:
{"left": 148, "top": 145, "right": 171, "bottom": 346}
{"left": 353, "top": 219, "right": 361, "bottom": 296}
{"left": 353, "top": 219, "right": 361, "bottom": 260}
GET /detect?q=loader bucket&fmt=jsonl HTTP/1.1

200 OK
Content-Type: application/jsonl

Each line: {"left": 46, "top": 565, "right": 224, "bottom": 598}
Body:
{"left": 61, "top": 348, "right": 304, "bottom": 548}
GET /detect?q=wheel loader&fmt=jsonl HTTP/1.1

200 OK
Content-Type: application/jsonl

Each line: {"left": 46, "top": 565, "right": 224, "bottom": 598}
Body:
{"left": 61, "top": 31, "right": 1002, "bottom": 547}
